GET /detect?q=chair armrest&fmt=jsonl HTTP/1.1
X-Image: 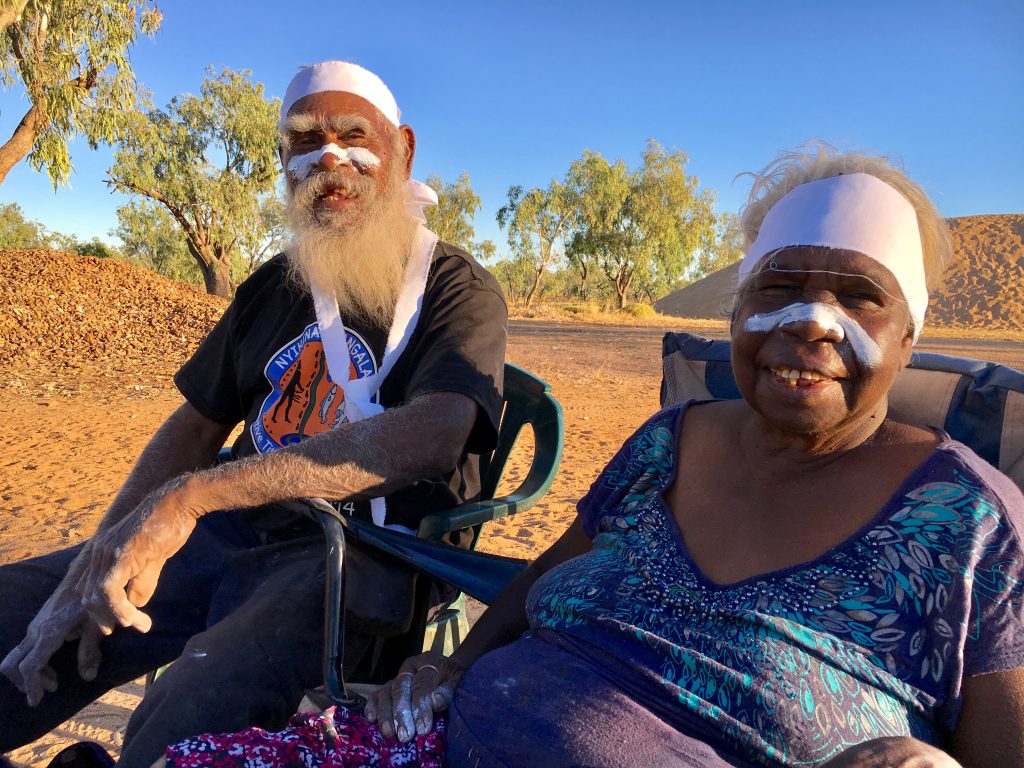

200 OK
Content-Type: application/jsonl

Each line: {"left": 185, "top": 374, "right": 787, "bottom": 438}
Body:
{"left": 416, "top": 493, "right": 535, "bottom": 540}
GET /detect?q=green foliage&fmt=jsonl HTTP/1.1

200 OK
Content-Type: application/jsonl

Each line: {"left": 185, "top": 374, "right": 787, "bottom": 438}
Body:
{"left": 690, "top": 212, "right": 744, "bottom": 281}
{"left": 474, "top": 238, "right": 497, "bottom": 263}
{"left": 234, "top": 194, "right": 287, "bottom": 281}
{"left": 496, "top": 181, "right": 572, "bottom": 307}
{"left": 114, "top": 198, "right": 199, "bottom": 285}
{"left": 107, "top": 67, "right": 281, "bottom": 297}
{"left": 0, "top": 200, "right": 49, "bottom": 247}
{"left": 424, "top": 172, "right": 481, "bottom": 251}
{"left": 488, "top": 256, "right": 535, "bottom": 305}
{"left": 50, "top": 230, "right": 121, "bottom": 258}
{"left": 564, "top": 140, "right": 717, "bottom": 308}
{"left": 69, "top": 235, "right": 119, "bottom": 259}
{"left": 0, "top": 0, "right": 161, "bottom": 186}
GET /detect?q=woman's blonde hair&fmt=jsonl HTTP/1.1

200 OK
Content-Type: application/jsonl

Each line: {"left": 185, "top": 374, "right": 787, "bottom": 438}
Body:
{"left": 738, "top": 142, "right": 953, "bottom": 290}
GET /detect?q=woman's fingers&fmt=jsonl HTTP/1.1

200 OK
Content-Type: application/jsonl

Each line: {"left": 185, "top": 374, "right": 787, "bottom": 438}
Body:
{"left": 374, "top": 683, "right": 396, "bottom": 738}
{"left": 391, "top": 671, "right": 416, "bottom": 742}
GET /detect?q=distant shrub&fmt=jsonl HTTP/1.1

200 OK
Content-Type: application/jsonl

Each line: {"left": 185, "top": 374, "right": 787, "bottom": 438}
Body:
{"left": 620, "top": 303, "right": 658, "bottom": 318}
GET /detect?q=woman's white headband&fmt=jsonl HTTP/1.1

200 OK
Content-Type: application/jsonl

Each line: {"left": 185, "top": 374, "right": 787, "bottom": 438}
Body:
{"left": 280, "top": 61, "right": 400, "bottom": 130}
{"left": 738, "top": 173, "right": 928, "bottom": 338}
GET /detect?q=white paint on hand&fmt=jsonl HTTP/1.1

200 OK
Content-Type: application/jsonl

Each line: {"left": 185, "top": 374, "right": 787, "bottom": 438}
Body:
{"left": 286, "top": 143, "right": 381, "bottom": 180}
{"left": 743, "top": 302, "right": 882, "bottom": 368}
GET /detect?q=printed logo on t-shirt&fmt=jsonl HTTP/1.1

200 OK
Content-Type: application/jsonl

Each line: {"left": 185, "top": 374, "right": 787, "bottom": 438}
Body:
{"left": 250, "top": 322, "right": 377, "bottom": 453}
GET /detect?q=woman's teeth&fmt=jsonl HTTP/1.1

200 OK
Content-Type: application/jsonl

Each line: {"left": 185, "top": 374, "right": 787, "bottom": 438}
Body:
{"left": 772, "top": 368, "right": 830, "bottom": 387}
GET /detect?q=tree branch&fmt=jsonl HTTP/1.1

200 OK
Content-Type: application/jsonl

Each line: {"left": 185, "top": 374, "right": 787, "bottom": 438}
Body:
{"left": 0, "top": 0, "right": 31, "bottom": 35}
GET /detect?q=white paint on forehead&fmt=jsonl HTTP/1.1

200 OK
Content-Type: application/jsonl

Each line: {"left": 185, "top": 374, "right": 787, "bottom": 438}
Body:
{"left": 286, "top": 143, "right": 381, "bottom": 181}
{"left": 743, "top": 302, "right": 883, "bottom": 368}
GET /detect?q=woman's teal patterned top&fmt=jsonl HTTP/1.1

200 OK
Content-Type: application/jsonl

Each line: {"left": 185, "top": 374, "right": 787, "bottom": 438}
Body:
{"left": 524, "top": 402, "right": 1024, "bottom": 765}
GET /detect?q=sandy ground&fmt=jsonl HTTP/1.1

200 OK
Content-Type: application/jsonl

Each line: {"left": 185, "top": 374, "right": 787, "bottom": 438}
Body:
{"left": 2, "top": 320, "right": 1022, "bottom": 764}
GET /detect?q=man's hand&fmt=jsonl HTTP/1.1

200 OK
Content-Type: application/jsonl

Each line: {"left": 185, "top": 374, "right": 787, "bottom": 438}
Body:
{"left": 821, "top": 737, "right": 962, "bottom": 768}
{"left": 0, "top": 547, "right": 105, "bottom": 706}
{"left": 76, "top": 482, "right": 199, "bottom": 635}
{"left": 364, "top": 651, "right": 465, "bottom": 742}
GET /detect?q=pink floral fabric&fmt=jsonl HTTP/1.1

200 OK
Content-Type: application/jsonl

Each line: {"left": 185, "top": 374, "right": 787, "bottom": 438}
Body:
{"left": 166, "top": 706, "right": 446, "bottom": 768}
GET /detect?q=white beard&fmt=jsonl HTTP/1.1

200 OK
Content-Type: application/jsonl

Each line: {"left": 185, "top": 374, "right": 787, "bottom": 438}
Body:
{"left": 284, "top": 166, "right": 417, "bottom": 327}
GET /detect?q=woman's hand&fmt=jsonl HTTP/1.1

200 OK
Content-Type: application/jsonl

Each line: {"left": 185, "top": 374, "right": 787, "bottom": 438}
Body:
{"left": 364, "top": 651, "right": 465, "bottom": 742}
{"left": 821, "top": 737, "right": 962, "bottom": 767}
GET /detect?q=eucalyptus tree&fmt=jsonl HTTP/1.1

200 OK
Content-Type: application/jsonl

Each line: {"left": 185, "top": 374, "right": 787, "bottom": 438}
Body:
{"left": 424, "top": 172, "right": 481, "bottom": 252}
{"left": 0, "top": 0, "right": 161, "bottom": 186}
{"left": 563, "top": 150, "right": 630, "bottom": 300}
{"left": 691, "top": 212, "right": 744, "bottom": 281}
{"left": 0, "top": 200, "right": 49, "bottom": 247}
{"left": 107, "top": 68, "right": 280, "bottom": 298}
{"left": 114, "top": 199, "right": 199, "bottom": 285}
{"left": 566, "top": 140, "right": 717, "bottom": 309}
{"left": 496, "top": 180, "right": 571, "bottom": 308}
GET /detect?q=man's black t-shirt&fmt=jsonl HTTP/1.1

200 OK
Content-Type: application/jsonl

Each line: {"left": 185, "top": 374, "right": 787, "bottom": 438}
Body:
{"left": 174, "top": 241, "right": 507, "bottom": 531}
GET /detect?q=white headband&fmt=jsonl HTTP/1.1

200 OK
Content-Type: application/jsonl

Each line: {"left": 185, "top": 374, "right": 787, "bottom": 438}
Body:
{"left": 280, "top": 61, "right": 400, "bottom": 130}
{"left": 739, "top": 173, "right": 928, "bottom": 338}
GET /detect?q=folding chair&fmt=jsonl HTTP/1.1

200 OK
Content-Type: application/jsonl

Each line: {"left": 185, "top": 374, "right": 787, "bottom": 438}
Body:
{"left": 310, "top": 362, "right": 564, "bottom": 705}
{"left": 661, "top": 331, "right": 1024, "bottom": 492}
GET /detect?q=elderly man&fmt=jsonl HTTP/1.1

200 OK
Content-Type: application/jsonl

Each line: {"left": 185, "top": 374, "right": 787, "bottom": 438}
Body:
{"left": 0, "top": 61, "right": 506, "bottom": 765}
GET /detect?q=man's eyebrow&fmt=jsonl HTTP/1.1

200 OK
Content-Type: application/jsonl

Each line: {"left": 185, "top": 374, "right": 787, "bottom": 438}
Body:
{"left": 281, "top": 113, "right": 378, "bottom": 140}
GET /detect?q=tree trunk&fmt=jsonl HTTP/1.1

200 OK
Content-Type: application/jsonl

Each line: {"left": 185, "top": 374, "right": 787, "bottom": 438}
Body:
{"left": 0, "top": 104, "right": 40, "bottom": 186}
{"left": 198, "top": 259, "right": 233, "bottom": 298}
{"left": 524, "top": 266, "right": 544, "bottom": 309}
{"left": 188, "top": 241, "right": 233, "bottom": 298}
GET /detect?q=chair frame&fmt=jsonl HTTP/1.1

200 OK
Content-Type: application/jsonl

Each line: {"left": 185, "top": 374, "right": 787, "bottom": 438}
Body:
{"left": 312, "top": 362, "right": 564, "bottom": 705}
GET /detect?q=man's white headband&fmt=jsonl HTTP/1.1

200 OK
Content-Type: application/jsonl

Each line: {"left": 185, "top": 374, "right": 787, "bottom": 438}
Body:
{"left": 280, "top": 61, "right": 400, "bottom": 130}
{"left": 279, "top": 61, "right": 438, "bottom": 223}
{"left": 738, "top": 173, "right": 928, "bottom": 337}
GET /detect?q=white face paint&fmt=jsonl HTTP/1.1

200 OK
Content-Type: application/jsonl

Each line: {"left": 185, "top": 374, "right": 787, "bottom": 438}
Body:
{"left": 286, "top": 143, "right": 381, "bottom": 181}
{"left": 742, "top": 302, "right": 883, "bottom": 368}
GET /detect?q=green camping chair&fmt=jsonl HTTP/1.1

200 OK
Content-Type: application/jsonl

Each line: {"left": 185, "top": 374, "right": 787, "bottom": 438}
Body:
{"left": 311, "top": 362, "right": 564, "bottom": 706}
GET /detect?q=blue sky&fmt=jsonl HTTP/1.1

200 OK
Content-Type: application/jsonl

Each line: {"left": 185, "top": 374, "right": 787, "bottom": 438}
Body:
{"left": 1, "top": 0, "right": 1021, "bottom": 256}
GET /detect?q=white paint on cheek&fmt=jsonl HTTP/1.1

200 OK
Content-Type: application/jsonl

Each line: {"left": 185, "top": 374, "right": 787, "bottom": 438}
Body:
{"left": 286, "top": 143, "right": 381, "bottom": 181}
{"left": 743, "top": 302, "right": 883, "bottom": 368}
{"left": 344, "top": 146, "right": 381, "bottom": 169}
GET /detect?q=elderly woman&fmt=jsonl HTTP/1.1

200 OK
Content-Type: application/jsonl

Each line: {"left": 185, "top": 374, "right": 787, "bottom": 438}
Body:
{"left": 360, "top": 147, "right": 1024, "bottom": 767}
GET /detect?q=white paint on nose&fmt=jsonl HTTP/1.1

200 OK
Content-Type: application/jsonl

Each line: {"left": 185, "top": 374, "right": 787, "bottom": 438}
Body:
{"left": 743, "top": 302, "right": 883, "bottom": 368}
{"left": 286, "top": 143, "right": 381, "bottom": 180}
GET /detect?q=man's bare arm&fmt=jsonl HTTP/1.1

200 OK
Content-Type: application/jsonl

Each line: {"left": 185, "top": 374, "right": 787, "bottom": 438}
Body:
{"left": 1, "top": 402, "right": 235, "bottom": 703}
{"left": 97, "top": 402, "right": 237, "bottom": 531}
{"left": 178, "top": 390, "right": 478, "bottom": 514}
{"left": 80, "top": 391, "right": 480, "bottom": 633}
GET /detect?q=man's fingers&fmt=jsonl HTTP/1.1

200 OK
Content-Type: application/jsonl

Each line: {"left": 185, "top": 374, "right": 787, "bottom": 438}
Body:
{"left": 86, "top": 561, "right": 153, "bottom": 634}
{"left": 430, "top": 680, "right": 456, "bottom": 711}
{"left": 39, "top": 665, "right": 58, "bottom": 693}
{"left": 77, "top": 623, "right": 103, "bottom": 681}
{"left": 125, "top": 561, "right": 161, "bottom": 608}
{"left": 0, "top": 645, "right": 27, "bottom": 689}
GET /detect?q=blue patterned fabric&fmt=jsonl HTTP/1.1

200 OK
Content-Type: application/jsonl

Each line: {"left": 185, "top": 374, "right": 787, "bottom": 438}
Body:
{"left": 523, "top": 402, "right": 1024, "bottom": 766}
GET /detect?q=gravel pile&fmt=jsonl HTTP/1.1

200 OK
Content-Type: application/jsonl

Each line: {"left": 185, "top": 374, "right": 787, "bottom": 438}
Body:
{"left": 1, "top": 249, "right": 227, "bottom": 393}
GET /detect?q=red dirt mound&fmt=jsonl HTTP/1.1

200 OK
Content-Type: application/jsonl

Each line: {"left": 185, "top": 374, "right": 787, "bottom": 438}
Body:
{"left": 1, "top": 249, "right": 228, "bottom": 391}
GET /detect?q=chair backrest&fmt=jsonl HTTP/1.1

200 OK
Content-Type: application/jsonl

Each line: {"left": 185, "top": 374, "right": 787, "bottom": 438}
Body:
{"left": 481, "top": 363, "right": 564, "bottom": 503}
{"left": 661, "top": 331, "right": 1024, "bottom": 492}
